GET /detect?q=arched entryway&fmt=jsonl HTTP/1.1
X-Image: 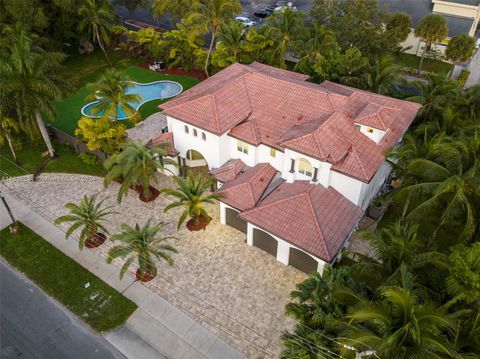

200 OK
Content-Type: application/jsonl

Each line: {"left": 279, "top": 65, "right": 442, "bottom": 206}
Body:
{"left": 225, "top": 207, "right": 247, "bottom": 234}
{"left": 289, "top": 247, "right": 318, "bottom": 274}
{"left": 183, "top": 149, "right": 209, "bottom": 177}
{"left": 252, "top": 229, "right": 278, "bottom": 257}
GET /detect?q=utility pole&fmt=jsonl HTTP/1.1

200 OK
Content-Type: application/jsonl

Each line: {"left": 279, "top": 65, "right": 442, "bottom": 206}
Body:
{"left": 0, "top": 191, "right": 19, "bottom": 234}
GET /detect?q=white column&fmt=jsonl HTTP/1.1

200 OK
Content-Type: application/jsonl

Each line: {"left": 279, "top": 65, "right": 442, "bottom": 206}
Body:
{"left": 220, "top": 203, "right": 226, "bottom": 225}
{"left": 276, "top": 239, "right": 290, "bottom": 265}
{"left": 317, "top": 260, "right": 326, "bottom": 275}
{"left": 246, "top": 223, "right": 254, "bottom": 246}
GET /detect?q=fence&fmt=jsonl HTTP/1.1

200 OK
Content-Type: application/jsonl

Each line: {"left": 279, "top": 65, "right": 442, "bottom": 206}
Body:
{"left": 48, "top": 125, "right": 108, "bottom": 162}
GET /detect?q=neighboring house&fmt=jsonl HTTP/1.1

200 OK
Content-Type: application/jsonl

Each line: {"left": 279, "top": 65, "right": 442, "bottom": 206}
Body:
{"left": 380, "top": 0, "right": 480, "bottom": 55}
{"left": 154, "top": 62, "right": 421, "bottom": 274}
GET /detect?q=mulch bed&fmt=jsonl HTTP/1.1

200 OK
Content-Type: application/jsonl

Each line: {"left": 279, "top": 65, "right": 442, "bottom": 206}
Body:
{"left": 136, "top": 268, "right": 155, "bottom": 282}
{"left": 137, "top": 61, "right": 207, "bottom": 81}
{"left": 186, "top": 215, "right": 208, "bottom": 231}
{"left": 85, "top": 233, "right": 107, "bottom": 248}
{"left": 138, "top": 186, "right": 160, "bottom": 202}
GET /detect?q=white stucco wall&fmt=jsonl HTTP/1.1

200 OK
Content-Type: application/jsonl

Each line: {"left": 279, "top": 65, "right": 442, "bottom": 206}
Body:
{"left": 358, "top": 161, "right": 391, "bottom": 209}
{"left": 228, "top": 137, "right": 257, "bottom": 166}
{"left": 257, "top": 144, "right": 285, "bottom": 172}
{"left": 282, "top": 149, "right": 332, "bottom": 186}
{"left": 328, "top": 170, "right": 364, "bottom": 206}
{"left": 356, "top": 124, "right": 386, "bottom": 143}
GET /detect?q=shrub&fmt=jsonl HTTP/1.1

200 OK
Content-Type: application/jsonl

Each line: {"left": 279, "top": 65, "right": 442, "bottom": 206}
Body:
{"left": 457, "top": 68, "right": 470, "bottom": 87}
{"left": 78, "top": 153, "right": 101, "bottom": 166}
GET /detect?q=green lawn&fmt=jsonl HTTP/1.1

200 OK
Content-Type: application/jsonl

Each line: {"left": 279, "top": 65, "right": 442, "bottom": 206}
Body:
{"left": 393, "top": 53, "right": 452, "bottom": 74}
{"left": 48, "top": 52, "right": 199, "bottom": 135}
{"left": 0, "top": 141, "right": 105, "bottom": 178}
{"left": 0, "top": 223, "right": 137, "bottom": 332}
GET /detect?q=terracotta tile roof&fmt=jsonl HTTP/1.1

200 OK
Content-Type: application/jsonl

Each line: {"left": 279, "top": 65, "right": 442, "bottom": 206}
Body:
{"left": 210, "top": 159, "right": 246, "bottom": 183}
{"left": 161, "top": 63, "right": 421, "bottom": 182}
{"left": 215, "top": 163, "right": 277, "bottom": 211}
{"left": 240, "top": 181, "right": 363, "bottom": 262}
{"left": 150, "top": 132, "right": 176, "bottom": 156}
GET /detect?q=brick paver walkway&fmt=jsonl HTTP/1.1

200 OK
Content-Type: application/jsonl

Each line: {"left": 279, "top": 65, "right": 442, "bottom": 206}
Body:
{"left": 2, "top": 174, "right": 306, "bottom": 358}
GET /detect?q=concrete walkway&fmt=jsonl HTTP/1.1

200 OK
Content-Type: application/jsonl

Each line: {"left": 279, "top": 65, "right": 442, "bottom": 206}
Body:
{"left": 0, "top": 191, "right": 244, "bottom": 359}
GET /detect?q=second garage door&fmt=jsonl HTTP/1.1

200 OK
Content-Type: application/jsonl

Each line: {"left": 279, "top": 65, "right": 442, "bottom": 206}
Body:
{"left": 289, "top": 247, "right": 318, "bottom": 274}
{"left": 225, "top": 207, "right": 247, "bottom": 233}
{"left": 252, "top": 229, "right": 278, "bottom": 257}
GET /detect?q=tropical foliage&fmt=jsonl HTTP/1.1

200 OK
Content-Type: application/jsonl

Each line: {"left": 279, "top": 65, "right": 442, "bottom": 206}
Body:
{"left": 75, "top": 116, "right": 127, "bottom": 154}
{"left": 107, "top": 218, "right": 177, "bottom": 281}
{"left": 54, "top": 194, "right": 117, "bottom": 249}
{"left": 415, "top": 14, "right": 448, "bottom": 72}
{"left": 445, "top": 34, "right": 476, "bottom": 77}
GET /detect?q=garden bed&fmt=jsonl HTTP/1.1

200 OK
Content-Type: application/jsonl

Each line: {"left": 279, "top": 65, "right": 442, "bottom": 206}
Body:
{"left": 0, "top": 223, "right": 137, "bottom": 332}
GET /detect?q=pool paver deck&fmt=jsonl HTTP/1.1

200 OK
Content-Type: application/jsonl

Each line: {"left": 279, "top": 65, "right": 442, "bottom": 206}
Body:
{"left": 0, "top": 173, "right": 307, "bottom": 358}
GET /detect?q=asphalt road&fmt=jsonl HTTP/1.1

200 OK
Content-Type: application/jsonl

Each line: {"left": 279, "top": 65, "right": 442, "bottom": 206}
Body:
{"left": 0, "top": 260, "right": 125, "bottom": 359}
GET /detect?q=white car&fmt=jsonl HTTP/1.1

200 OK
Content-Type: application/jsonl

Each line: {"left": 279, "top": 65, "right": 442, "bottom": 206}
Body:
{"left": 235, "top": 16, "right": 255, "bottom": 27}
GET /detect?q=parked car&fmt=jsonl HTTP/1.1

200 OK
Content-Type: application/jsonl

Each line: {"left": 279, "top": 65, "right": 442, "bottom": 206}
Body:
{"left": 254, "top": 9, "right": 270, "bottom": 18}
{"left": 235, "top": 16, "right": 256, "bottom": 27}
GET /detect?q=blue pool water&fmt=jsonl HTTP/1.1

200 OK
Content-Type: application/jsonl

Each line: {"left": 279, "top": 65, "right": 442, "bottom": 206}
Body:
{"left": 81, "top": 81, "right": 183, "bottom": 120}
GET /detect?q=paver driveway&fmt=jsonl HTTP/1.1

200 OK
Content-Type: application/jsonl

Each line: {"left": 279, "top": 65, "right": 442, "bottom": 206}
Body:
{"left": 2, "top": 173, "right": 306, "bottom": 358}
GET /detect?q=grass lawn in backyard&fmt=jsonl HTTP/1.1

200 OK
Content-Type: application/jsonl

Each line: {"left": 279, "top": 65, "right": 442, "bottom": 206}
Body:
{"left": 0, "top": 223, "right": 137, "bottom": 332}
{"left": 393, "top": 53, "right": 452, "bottom": 74}
{"left": 0, "top": 141, "right": 105, "bottom": 178}
{"left": 49, "top": 52, "right": 199, "bottom": 135}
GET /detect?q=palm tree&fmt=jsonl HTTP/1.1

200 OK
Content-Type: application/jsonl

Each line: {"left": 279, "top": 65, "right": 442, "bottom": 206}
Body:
{"left": 445, "top": 34, "right": 476, "bottom": 78}
{"left": 107, "top": 219, "right": 177, "bottom": 282}
{"left": 54, "top": 194, "right": 117, "bottom": 249}
{"left": 0, "top": 115, "right": 21, "bottom": 164}
{"left": 187, "top": 0, "right": 241, "bottom": 77}
{"left": 87, "top": 68, "right": 142, "bottom": 123}
{"left": 104, "top": 140, "right": 177, "bottom": 203}
{"left": 265, "top": 7, "right": 308, "bottom": 67}
{"left": 78, "top": 0, "right": 117, "bottom": 66}
{"left": 415, "top": 14, "right": 448, "bottom": 73}
{"left": 212, "top": 20, "right": 248, "bottom": 68}
{"left": 0, "top": 24, "right": 67, "bottom": 158}
{"left": 408, "top": 72, "right": 458, "bottom": 121}
{"left": 340, "top": 272, "right": 468, "bottom": 359}
{"left": 162, "top": 174, "right": 221, "bottom": 231}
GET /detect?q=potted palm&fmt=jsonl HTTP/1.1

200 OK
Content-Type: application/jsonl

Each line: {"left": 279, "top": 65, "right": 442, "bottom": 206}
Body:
{"left": 107, "top": 219, "right": 177, "bottom": 282}
{"left": 162, "top": 174, "right": 221, "bottom": 231}
{"left": 104, "top": 140, "right": 177, "bottom": 203}
{"left": 54, "top": 194, "right": 117, "bottom": 249}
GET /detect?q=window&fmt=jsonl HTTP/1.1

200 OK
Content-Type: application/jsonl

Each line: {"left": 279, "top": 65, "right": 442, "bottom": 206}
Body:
{"left": 237, "top": 140, "right": 248, "bottom": 154}
{"left": 367, "top": 128, "right": 374, "bottom": 133}
{"left": 193, "top": 129, "right": 198, "bottom": 137}
{"left": 184, "top": 125, "right": 189, "bottom": 134}
{"left": 270, "top": 148, "right": 276, "bottom": 157}
{"left": 201, "top": 132, "right": 206, "bottom": 141}
{"left": 298, "top": 158, "right": 313, "bottom": 177}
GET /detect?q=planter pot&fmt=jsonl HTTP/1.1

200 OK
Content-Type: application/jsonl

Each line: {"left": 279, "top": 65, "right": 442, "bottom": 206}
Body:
{"left": 136, "top": 268, "right": 155, "bottom": 282}
{"left": 186, "top": 215, "right": 208, "bottom": 231}
{"left": 85, "top": 233, "right": 107, "bottom": 248}
{"left": 138, "top": 186, "right": 160, "bottom": 203}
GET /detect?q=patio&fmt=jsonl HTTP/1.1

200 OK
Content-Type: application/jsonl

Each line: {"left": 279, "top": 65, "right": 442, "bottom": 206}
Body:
{"left": 2, "top": 173, "right": 306, "bottom": 358}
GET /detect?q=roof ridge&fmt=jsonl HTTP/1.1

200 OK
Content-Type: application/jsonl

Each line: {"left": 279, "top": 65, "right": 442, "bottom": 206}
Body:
{"left": 304, "top": 189, "right": 330, "bottom": 256}
{"left": 211, "top": 92, "right": 221, "bottom": 133}
{"left": 240, "top": 190, "right": 307, "bottom": 216}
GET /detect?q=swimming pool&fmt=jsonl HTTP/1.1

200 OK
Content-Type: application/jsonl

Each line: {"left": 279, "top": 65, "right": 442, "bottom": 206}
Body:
{"left": 81, "top": 80, "right": 183, "bottom": 120}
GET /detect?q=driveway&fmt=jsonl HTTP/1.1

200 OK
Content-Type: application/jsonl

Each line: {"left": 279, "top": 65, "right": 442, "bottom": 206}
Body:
{"left": 2, "top": 174, "right": 306, "bottom": 358}
{"left": 0, "top": 260, "right": 125, "bottom": 359}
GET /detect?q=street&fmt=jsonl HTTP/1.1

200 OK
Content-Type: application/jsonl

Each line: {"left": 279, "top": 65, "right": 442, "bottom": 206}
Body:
{"left": 0, "top": 260, "right": 125, "bottom": 359}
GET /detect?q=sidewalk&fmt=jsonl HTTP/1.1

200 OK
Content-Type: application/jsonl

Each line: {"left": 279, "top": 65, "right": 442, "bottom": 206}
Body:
{"left": 0, "top": 192, "right": 244, "bottom": 359}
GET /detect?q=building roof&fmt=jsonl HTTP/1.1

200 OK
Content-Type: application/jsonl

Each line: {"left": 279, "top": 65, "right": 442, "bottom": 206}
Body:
{"left": 210, "top": 159, "right": 246, "bottom": 183}
{"left": 215, "top": 163, "right": 277, "bottom": 211}
{"left": 442, "top": 14, "right": 475, "bottom": 37}
{"left": 240, "top": 181, "right": 363, "bottom": 262}
{"left": 161, "top": 62, "right": 421, "bottom": 182}
{"left": 150, "top": 132, "right": 176, "bottom": 156}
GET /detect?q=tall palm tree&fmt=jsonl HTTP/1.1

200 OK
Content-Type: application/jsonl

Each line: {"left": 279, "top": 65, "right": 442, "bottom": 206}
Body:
{"left": 445, "top": 34, "right": 476, "bottom": 78}
{"left": 0, "top": 24, "right": 67, "bottom": 157}
{"left": 0, "top": 114, "right": 21, "bottom": 164}
{"left": 265, "top": 7, "right": 308, "bottom": 67}
{"left": 399, "top": 138, "right": 480, "bottom": 247}
{"left": 408, "top": 72, "right": 458, "bottom": 121}
{"left": 415, "top": 14, "right": 448, "bottom": 73}
{"left": 341, "top": 271, "right": 468, "bottom": 359}
{"left": 162, "top": 174, "right": 221, "bottom": 231}
{"left": 78, "top": 0, "right": 117, "bottom": 66}
{"left": 87, "top": 68, "right": 142, "bottom": 123}
{"left": 104, "top": 140, "right": 177, "bottom": 202}
{"left": 54, "top": 194, "right": 117, "bottom": 249}
{"left": 187, "top": 0, "right": 241, "bottom": 77}
{"left": 213, "top": 20, "right": 248, "bottom": 68}
{"left": 107, "top": 219, "right": 177, "bottom": 282}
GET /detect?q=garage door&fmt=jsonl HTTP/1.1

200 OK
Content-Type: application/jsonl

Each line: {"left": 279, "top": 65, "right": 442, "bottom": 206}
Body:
{"left": 252, "top": 229, "right": 278, "bottom": 257}
{"left": 225, "top": 208, "right": 247, "bottom": 234}
{"left": 289, "top": 248, "right": 318, "bottom": 274}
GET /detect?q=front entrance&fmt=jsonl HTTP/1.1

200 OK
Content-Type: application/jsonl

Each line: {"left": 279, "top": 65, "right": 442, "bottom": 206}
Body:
{"left": 225, "top": 208, "right": 247, "bottom": 234}
{"left": 184, "top": 149, "right": 208, "bottom": 177}
{"left": 252, "top": 229, "right": 278, "bottom": 257}
{"left": 289, "top": 247, "right": 318, "bottom": 274}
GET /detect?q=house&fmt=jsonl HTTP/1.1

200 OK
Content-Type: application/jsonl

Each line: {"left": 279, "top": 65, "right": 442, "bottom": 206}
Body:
{"left": 380, "top": 0, "right": 480, "bottom": 55}
{"left": 154, "top": 62, "right": 421, "bottom": 274}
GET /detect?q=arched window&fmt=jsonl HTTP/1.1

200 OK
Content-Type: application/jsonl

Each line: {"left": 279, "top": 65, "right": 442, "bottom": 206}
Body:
{"left": 201, "top": 132, "right": 206, "bottom": 141}
{"left": 298, "top": 158, "right": 313, "bottom": 177}
{"left": 193, "top": 129, "right": 198, "bottom": 137}
{"left": 184, "top": 125, "right": 189, "bottom": 134}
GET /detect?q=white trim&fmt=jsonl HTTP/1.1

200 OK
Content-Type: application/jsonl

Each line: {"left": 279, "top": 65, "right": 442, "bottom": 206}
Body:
{"left": 81, "top": 80, "right": 183, "bottom": 120}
